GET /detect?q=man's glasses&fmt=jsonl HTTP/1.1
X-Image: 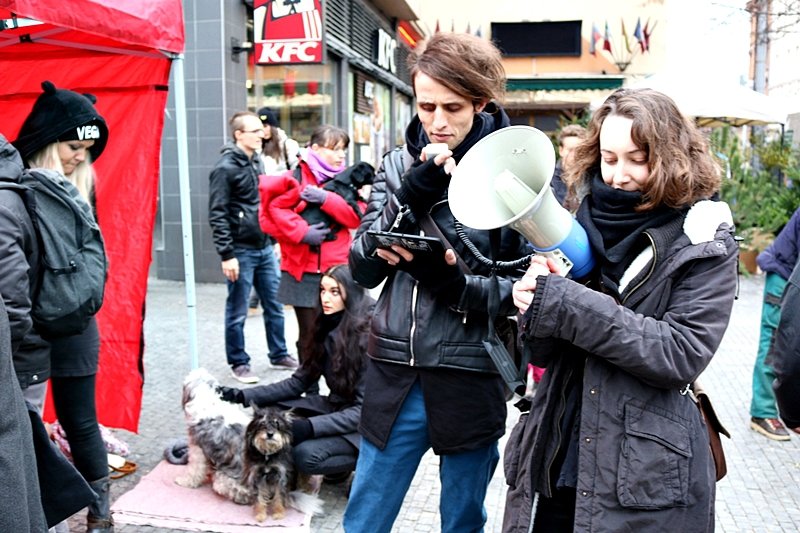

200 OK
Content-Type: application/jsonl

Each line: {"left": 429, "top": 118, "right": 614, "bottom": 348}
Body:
{"left": 241, "top": 129, "right": 265, "bottom": 135}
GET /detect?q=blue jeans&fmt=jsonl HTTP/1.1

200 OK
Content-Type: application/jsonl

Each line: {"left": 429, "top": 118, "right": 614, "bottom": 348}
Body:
{"left": 225, "top": 245, "right": 288, "bottom": 366}
{"left": 750, "top": 272, "right": 787, "bottom": 418}
{"left": 343, "top": 381, "right": 499, "bottom": 533}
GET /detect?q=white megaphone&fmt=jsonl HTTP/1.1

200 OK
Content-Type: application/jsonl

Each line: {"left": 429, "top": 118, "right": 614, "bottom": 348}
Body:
{"left": 449, "top": 125, "right": 595, "bottom": 279}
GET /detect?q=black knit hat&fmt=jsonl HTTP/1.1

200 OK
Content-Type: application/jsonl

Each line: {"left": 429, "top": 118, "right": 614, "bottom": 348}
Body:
{"left": 13, "top": 81, "right": 109, "bottom": 163}
{"left": 257, "top": 107, "right": 279, "bottom": 127}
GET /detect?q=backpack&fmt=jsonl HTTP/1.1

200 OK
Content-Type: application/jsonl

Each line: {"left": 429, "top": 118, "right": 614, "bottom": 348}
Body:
{"left": 0, "top": 168, "right": 107, "bottom": 337}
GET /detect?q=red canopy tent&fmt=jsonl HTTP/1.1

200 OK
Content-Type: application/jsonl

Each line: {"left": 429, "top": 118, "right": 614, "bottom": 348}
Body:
{"left": 0, "top": 0, "right": 186, "bottom": 432}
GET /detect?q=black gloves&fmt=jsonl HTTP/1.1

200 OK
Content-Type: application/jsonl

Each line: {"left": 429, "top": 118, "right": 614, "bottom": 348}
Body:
{"left": 396, "top": 254, "right": 466, "bottom": 305}
{"left": 301, "top": 221, "right": 331, "bottom": 245}
{"left": 217, "top": 386, "right": 244, "bottom": 405}
{"left": 394, "top": 159, "right": 450, "bottom": 215}
{"left": 291, "top": 418, "right": 314, "bottom": 445}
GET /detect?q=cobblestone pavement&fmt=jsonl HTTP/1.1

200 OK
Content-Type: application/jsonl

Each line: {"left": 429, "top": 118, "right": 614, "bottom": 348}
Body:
{"left": 62, "top": 272, "right": 800, "bottom": 532}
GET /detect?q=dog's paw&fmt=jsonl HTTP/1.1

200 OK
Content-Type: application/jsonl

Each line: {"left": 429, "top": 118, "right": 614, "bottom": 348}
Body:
{"left": 174, "top": 475, "right": 200, "bottom": 488}
{"left": 254, "top": 502, "right": 268, "bottom": 522}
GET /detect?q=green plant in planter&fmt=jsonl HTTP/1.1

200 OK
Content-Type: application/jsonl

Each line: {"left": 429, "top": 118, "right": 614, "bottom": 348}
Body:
{"left": 712, "top": 127, "right": 800, "bottom": 243}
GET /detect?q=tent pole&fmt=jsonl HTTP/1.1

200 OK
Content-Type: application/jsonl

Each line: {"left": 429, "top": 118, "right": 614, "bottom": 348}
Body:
{"left": 171, "top": 54, "right": 199, "bottom": 369}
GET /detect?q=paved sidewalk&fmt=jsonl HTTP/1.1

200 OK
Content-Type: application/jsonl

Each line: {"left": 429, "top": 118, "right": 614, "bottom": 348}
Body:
{"left": 64, "top": 272, "right": 800, "bottom": 532}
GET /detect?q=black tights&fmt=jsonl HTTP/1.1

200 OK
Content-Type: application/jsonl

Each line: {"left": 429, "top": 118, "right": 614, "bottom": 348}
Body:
{"left": 293, "top": 306, "right": 317, "bottom": 365}
{"left": 50, "top": 375, "right": 108, "bottom": 482}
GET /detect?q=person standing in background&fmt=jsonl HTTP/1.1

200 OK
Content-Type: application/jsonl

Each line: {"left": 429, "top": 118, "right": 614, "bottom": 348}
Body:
{"left": 248, "top": 107, "right": 301, "bottom": 315}
{"left": 208, "top": 111, "right": 296, "bottom": 386}
{"left": 767, "top": 254, "right": 800, "bottom": 433}
{"left": 257, "top": 107, "right": 300, "bottom": 174}
{"left": 550, "top": 124, "right": 586, "bottom": 210}
{"left": 749, "top": 206, "right": 800, "bottom": 440}
{"left": 259, "top": 125, "right": 366, "bottom": 375}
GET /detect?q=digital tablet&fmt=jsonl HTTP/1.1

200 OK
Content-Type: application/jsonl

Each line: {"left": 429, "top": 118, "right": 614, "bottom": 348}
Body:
{"left": 367, "top": 230, "right": 446, "bottom": 256}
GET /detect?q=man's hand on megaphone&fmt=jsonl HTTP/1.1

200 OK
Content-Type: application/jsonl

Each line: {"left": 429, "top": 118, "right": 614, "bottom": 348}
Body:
{"left": 513, "top": 255, "right": 563, "bottom": 313}
{"left": 395, "top": 156, "right": 453, "bottom": 215}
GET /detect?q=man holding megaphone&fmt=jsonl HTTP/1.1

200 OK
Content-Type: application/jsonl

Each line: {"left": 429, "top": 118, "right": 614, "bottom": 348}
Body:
{"left": 345, "top": 32, "right": 529, "bottom": 533}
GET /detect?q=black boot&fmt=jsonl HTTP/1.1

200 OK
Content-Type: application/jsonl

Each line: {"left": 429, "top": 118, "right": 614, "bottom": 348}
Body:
{"left": 86, "top": 477, "right": 114, "bottom": 533}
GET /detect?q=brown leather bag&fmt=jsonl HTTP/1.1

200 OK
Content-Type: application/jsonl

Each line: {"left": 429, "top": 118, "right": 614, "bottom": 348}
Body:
{"left": 691, "top": 381, "right": 730, "bottom": 481}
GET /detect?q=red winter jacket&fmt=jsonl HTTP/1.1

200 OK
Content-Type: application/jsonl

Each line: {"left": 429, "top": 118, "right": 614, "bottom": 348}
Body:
{"left": 259, "top": 161, "right": 363, "bottom": 281}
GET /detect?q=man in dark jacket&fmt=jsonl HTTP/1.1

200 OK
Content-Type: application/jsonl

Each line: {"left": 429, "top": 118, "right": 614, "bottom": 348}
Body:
{"left": 767, "top": 255, "right": 800, "bottom": 431}
{"left": 0, "top": 136, "right": 50, "bottom": 401}
{"left": 208, "top": 111, "right": 295, "bottom": 384}
{"left": 0, "top": 135, "right": 48, "bottom": 533}
{"left": 749, "top": 206, "right": 800, "bottom": 440}
{"left": 344, "top": 33, "right": 528, "bottom": 533}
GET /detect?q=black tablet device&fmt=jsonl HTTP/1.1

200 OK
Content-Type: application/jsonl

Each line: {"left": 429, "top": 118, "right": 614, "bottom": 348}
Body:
{"left": 367, "top": 230, "right": 446, "bottom": 256}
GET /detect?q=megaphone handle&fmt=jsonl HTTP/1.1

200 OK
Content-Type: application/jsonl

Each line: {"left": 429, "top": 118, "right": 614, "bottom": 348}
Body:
{"left": 419, "top": 215, "right": 473, "bottom": 275}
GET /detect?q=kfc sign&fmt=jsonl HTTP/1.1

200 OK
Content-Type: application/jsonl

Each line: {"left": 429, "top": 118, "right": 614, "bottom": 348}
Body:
{"left": 376, "top": 29, "right": 397, "bottom": 74}
{"left": 253, "top": 0, "right": 324, "bottom": 65}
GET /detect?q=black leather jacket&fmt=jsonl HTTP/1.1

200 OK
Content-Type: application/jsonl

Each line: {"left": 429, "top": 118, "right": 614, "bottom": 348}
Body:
{"left": 208, "top": 144, "right": 269, "bottom": 260}
{"left": 349, "top": 147, "right": 528, "bottom": 373}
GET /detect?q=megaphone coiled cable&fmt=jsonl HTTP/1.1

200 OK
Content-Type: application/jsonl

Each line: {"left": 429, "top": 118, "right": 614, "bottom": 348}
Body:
{"left": 454, "top": 221, "right": 532, "bottom": 273}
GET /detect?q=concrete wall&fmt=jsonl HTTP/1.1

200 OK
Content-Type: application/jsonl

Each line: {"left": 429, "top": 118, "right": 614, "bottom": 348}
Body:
{"left": 156, "top": 0, "right": 249, "bottom": 282}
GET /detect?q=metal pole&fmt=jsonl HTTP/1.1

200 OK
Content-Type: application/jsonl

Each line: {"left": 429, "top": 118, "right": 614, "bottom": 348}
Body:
{"left": 171, "top": 54, "right": 200, "bottom": 369}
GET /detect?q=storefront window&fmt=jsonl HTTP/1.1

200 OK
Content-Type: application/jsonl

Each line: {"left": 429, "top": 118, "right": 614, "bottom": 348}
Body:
{"left": 349, "top": 70, "right": 393, "bottom": 168}
{"left": 248, "top": 61, "right": 335, "bottom": 148}
{"left": 395, "top": 92, "right": 411, "bottom": 146}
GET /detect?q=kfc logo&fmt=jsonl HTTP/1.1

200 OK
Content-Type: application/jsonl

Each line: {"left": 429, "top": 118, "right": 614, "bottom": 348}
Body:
{"left": 254, "top": 0, "right": 324, "bottom": 64}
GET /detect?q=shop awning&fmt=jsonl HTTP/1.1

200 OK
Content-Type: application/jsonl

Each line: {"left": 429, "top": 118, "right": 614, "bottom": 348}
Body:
{"left": 507, "top": 77, "right": 625, "bottom": 92}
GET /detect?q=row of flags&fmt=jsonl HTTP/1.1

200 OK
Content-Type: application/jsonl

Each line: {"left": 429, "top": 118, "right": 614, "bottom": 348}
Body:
{"left": 434, "top": 19, "right": 483, "bottom": 38}
{"left": 590, "top": 17, "right": 653, "bottom": 56}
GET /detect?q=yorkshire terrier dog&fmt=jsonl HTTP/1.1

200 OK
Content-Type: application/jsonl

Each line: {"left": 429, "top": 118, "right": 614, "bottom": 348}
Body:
{"left": 176, "top": 368, "right": 321, "bottom": 521}
{"left": 243, "top": 406, "right": 320, "bottom": 521}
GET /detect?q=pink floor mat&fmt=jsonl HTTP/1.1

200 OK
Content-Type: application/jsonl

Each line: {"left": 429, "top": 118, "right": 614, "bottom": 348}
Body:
{"left": 110, "top": 461, "right": 311, "bottom": 532}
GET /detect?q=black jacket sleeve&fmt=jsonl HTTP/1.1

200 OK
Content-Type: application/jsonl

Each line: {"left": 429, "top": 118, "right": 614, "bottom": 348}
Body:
{"left": 0, "top": 191, "right": 36, "bottom": 353}
{"left": 208, "top": 165, "right": 235, "bottom": 261}
{"left": 769, "top": 260, "right": 800, "bottom": 428}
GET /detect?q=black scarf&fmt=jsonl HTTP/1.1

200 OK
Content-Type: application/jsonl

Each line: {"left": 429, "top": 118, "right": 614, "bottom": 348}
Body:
{"left": 576, "top": 173, "right": 682, "bottom": 290}
{"left": 316, "top": 310, "right": 344, "bottom": 343}
{"left": 404, "top": 102, "right": 511, "bottom": 164}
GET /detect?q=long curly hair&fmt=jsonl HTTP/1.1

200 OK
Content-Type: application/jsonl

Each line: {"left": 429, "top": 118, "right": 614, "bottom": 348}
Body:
{"left": 564, "top": 88, "right": 720, "bottom": 211}
{"left": 300, "top": 265, "right": 374, "bottom": 401}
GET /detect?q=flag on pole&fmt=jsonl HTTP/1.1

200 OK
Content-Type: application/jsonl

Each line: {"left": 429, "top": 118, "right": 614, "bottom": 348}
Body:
{"left": 590, "top": 22, "right": 601, "bottom": 55}
{"left": 475, "top": 25, "right": 482, "bottom": 38}
{"left": 451, "top": 19, "right": 455, "bottom": 33}
{"left": 633, "top": 17, "right": 644, "bottom": 52}
{"left": 643, "top": 18, "right": 654, "bottom": 52}
{"left": 603, "top": 21, "right": 612, "bottom": 53}
{"left": 466, "top": 22, "right": 471, "bottom": 34}
{"left": 621, "top": 19, "right": 632, "bottom": 53}
{"left": 435, "top": 19, "right": 440, "bottom": 33}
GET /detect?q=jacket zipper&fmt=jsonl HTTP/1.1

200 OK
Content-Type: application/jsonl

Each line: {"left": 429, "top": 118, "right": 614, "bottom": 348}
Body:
{"left": 409, "top": 281, "right": 419, "bottom": 366}
{"left": 621, "top": 232, "right": 658, "bottom": 305}
{"left": 543, "top": 365, "right": 574, "bottom": 496}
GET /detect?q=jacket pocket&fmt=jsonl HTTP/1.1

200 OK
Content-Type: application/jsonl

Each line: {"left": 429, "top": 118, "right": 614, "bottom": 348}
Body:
{"left": 617, "top": 402, "right": 692, "bottom": 509}
{"left": 503, "top": 412, "right": 529, "bottom": 489}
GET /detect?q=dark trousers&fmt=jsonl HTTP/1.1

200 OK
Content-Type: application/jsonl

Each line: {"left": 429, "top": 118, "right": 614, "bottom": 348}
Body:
{"left": 50, "top": 374, "right": 108, "bottom": 482}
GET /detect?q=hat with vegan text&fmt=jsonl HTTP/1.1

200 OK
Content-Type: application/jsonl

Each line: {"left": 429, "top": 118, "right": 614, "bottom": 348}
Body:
{"left": 13, "top": 80, "right": 109, "bottom": 163}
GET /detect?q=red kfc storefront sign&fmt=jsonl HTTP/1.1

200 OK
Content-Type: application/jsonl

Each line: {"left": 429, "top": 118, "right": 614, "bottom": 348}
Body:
{"left": 254, "top": 0, "right": 324, "bottom": 65}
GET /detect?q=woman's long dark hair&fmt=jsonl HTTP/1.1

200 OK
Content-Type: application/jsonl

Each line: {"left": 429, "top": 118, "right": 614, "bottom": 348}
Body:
{"left": 300, "top": 264, "right": 374, "bottom": 400}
